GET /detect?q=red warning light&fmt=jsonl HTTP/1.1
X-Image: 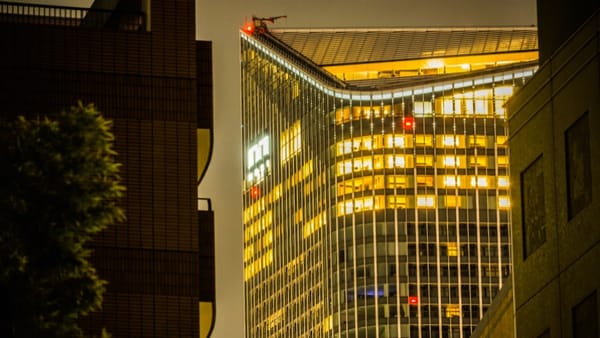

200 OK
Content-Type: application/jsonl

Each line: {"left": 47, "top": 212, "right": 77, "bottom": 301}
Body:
{"left": 408, "top": 296, "right": 419, "bottom": 305}
{"left": 250, "top": 186, "right": 260, "bottom": 199}
{"left": 402, "top": 116, "right": 415, "bottom": 131}
{"left": 243, "top": 21, "right": 255, "bottom": 35}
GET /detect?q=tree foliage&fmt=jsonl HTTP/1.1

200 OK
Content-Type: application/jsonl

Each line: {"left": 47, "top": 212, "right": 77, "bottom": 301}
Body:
{"left": 0, "top": 103, "right": 124, "bottom": 338}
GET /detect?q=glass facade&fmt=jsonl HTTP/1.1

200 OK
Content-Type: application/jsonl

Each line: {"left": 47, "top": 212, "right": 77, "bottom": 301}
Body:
{"left": 241, "top": 28, "right": 536, "bottom": 338}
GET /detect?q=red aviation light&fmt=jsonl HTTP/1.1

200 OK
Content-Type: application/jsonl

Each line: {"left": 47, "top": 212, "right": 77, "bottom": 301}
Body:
{"left": 408, "top": 296, "right": 419, "bottom": 305}
{"left": 250, "top": 186, "right": 260, "bottom": 199}
{"left": 402, "top": 116, "right": 415, "bottom": 131}
{"left": 243, "top": 21, "right": 255, "bottom": 35}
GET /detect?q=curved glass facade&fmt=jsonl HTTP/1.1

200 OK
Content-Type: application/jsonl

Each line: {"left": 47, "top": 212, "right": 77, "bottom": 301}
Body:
{"left": 241, "top": 29, "right": 536, "bottom": 338}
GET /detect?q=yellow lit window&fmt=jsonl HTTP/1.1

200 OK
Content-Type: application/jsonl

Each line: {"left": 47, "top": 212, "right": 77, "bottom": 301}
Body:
{"left": 385, "top": 135, "right": 406, "bottom": 148}
{"left": 442, "top": 156, "right": 461, "bottom": 167}
{"left": 386, "top": 155, "right": 406, "bottom": 168}
{"left": 441, "top": 135, "right": 460, "bottom": 147}
{"left": 355, "top": 157, "right": 373, "bottom": 171}
{"left": 294, "top": 208, "right": 303, "bottom": 224}
{"left": 496, "top": 135, "right": 508, "bottom": 146}
{"left": 447, "top": 242, "right": 458, "bottom": 256}
{"left": 497, "top": 176, "right": 509, "bottom": 188}
{"left": 388, "top": 195, "right": 408, "bottom": 208}
{"left": 337, "top": 160, "right": 353, "bottom": 176}
{"left": 497, "top": 156, "right": 509, "bottom": 167}
{"left": 416, "top": 155, "right": 433, "bottom": 167}
{"left": 498, "top": 196, "right": 510, "bottom": 208}
{"left": 415, "top": 135, "right": 433, "bottom": 146}
{"left": 335, "top": 107, "right": 351, "bottom": 124}
{"left": 416, "top": 176, "right": 434, "bottom": 186}
{"left": 244, "top": 244, "right": 254, "bottom": 262}
{"left": 446, "top": 304, "right": 461, "bottom": 318}
{"left": 280, "top": 121, "right": 301, "bottom": 163}
{"left": 468, "top": 135, "right": 488, "bottom": 147}
{"left": 387, "top": 175, "right": 408, "bottom": 188}
{"left": 445, "top": 195, "right": 462, "bottom": 207}
{"left": 441, "top": 98, "right": 458, "bottom": 115}
{"left": 414, "top": 101, "right": 433, "bottom": 116}
{"left": 323, "top": 315, "right": 333, "bottom": 333}
{"left": 469, "top": 156, "right": 488, "bottom": 168}
{"left": 417, "top": 195, "right": 435, "bottom": 208}
{"left": 337, "top": 140, "right": 353, "bottom": 155}
{"left": 470, "top": 176, "right": 489, "bottom": 187}
{"left": 443, "top": 175, "right": 461, "bottom": 187}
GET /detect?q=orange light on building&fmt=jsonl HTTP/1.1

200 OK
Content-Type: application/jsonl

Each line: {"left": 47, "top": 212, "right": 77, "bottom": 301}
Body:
{"left": 250, "top": 186, "right": 260, "bottom": 199}
{"left": 243, "top": 21, "right": 255, "bottom": 35}
{"left": 408, "top": 296, "right": 419, "bottom": 305}
{"left": 402, "top": 116, "right": 415, "bottom": 131}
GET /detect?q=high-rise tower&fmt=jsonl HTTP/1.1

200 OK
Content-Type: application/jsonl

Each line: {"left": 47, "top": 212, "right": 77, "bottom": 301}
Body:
{"left": 241, "top": 23, "right": 537, "bottom": 337}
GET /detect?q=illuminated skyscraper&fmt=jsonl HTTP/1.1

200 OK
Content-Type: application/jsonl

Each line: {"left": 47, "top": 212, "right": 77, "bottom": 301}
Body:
{"left": 241, "top": 22, "right": 537, "bottom": 337}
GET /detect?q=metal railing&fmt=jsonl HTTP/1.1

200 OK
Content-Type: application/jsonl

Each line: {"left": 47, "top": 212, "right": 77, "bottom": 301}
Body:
{"left": 0, "top": 1, "right": 145, "bottom": 31}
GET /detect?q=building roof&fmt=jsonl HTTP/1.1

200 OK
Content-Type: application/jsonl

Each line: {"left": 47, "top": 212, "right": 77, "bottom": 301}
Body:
{"left": 268, "top": 27, "right": 538, "bottom": 66}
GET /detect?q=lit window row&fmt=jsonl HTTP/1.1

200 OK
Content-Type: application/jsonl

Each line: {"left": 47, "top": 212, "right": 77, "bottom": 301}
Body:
{"left": 336, "top": 155, "right": 508, "bottom": 175}
{"left": 336, "top": 135, "right": 507, "bottom": 154}
{"left": 334, "top": 104, "right": 393, "bottom": 123}
{"left": 303, "top": 212, "right": 327, "bottom": 238}
{"left": 333, "top": 86, "right": 514, "bottom": 124}
{"left": 280, "top": 120, "right": 301, "bottom": 164}
{"left": 243, "top": 230, "right": 273, "bottom": 263}
{"left": 337, "top": 195, "right": 510, "bottom": 214}
{"left": 244, "top": 249, "right": 273, "bottom": 281}
{"left": 337, "top": 175, "right": 509, "bottom": 195}
{"left": 244, "top": 210, "right": 272, "bottom": 243}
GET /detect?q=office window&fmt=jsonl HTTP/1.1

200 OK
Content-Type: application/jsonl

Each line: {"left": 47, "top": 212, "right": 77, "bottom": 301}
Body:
{"left": 497, "top": 176, "right": 510, "bottom": 188}
{"left": 442, "top": 155, "right": 461, "bottom": 167}
{"left": 470, "top": 176, "right": 488, "bottom": 187}
{"left": 441, "top": 135, "right": 460, "bottom": 147}
{"left": 386, "top": 155, "right": 408, "bottom": 168}
{"left": 572, "top": 291, "right": 597, "bottom": 338}
{"left": 415, "top": 135, "right": 433, "bottom": 146}
{"left": 498, "top": 196, "right": 510, "bottom": 209}
{"left": 521, "top": 155, "right": 545, "bottom": 259}
{"left": 443, "top": 175, "right": 461, "bottom": 187}
{"left": 416, "top": 176, "right": 434, "bottom": 187}
{"left": 444, "top": 196, "right": 462, "bottom": 208}
{"left": 417, "top": 195, "right": 435, "bottom": 208}
{"left": 414, "top": 101, "right": 433, "bottom": 116}
{"left": 416, "top": 155, "right": 433, "bottom": 166}
{"left": 468, "top": 135, "right": 487, "bottom": 147}
{"left": 387, "top": 175, "right": 408, "bottom": 188}
{"left": 469, "top": 155, "right": 488, "bottom": 168}
{"left": 385, "top": 134, "right": 407, "bottom": 148}
{"left": 280, "top": 121, "right": 301, "bottom": 163}
{"left": 565, "top": 112, "right": 592, "bottom": 219}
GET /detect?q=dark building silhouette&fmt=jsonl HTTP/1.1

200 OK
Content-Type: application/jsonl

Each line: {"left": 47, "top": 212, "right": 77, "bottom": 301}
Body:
{"left": 472, "top": 1, "right": 600, "bottom": 337}
{"left": 0, "top": 1, "right": 215, "bottom": 337}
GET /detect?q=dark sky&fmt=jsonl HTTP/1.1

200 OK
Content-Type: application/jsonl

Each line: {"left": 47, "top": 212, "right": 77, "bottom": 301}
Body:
{"left": 197, "top": 1, "right": 536, "bottom": 337}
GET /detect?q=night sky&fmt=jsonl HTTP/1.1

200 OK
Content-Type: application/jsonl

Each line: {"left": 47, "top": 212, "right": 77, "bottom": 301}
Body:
{"left": 196, "top": 1, "right": 536, "bottom": 337}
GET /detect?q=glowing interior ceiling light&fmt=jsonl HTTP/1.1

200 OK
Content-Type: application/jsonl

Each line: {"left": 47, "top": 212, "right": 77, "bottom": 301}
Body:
{"left": 425, "top": 59, "right": 444, "bottom": 69}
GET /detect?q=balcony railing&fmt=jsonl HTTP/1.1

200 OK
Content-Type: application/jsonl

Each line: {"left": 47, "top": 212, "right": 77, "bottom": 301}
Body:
{"left": 0, "top": 1, "right": 145, "bottom": 31}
